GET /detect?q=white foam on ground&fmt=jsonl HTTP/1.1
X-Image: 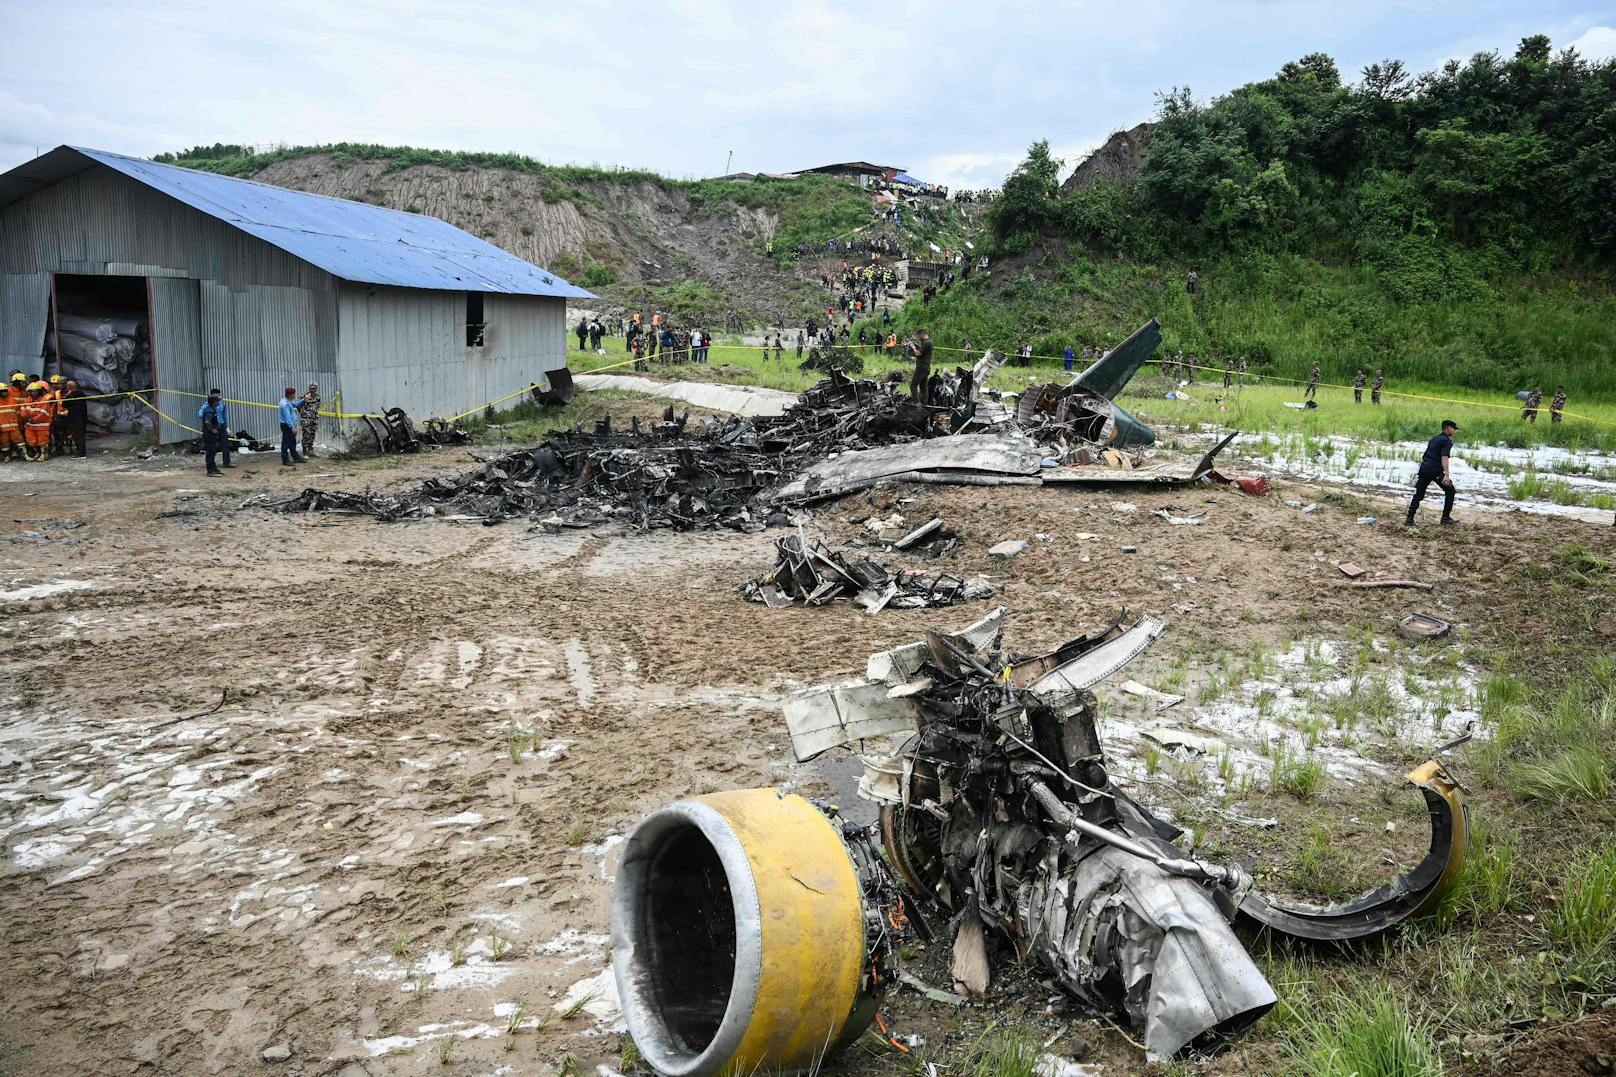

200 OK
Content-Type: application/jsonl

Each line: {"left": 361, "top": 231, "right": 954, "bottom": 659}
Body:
{"left": 0, "top": 579, "right": 92, "bottom": 602}
{"left": 537, "top": 928, "right": 610, "bottom": 964}
{"left": 1103, "top": 637, "right": 1480, "bottom": 799}
{"left": 553, "top": 966, "right": 625, "bottom": 1033}
{"left": 427, "top": 811, "right": 484, "bottom": 828}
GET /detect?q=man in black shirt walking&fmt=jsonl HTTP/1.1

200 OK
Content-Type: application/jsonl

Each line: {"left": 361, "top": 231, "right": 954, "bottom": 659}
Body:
{"left": 1406, "top": 420, "right": 1458, "bottom": 526}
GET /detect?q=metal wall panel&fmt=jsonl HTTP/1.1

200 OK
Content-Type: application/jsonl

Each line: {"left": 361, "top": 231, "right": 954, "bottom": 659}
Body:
{"left": 335, "top": 286, "right": 566, "bottom": 421}
{"left": 0, "top": 166, "right": 342, "bottom": 438}
{"left": 0, "top": 271, "right": 50, "bottom": 369}
{"left": 148, "top": 277, "right": 203, "bottom": 444}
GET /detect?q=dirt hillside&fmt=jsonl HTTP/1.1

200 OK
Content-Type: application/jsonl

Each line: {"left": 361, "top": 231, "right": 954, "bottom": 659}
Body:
{"left": 1061, "top": 121, "right": 1154, "bottom": 193}
{"left": 246, "top": 154, "right": 824, "bottom": 323}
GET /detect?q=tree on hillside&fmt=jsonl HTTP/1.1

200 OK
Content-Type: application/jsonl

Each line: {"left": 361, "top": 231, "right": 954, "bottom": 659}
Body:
{"left": 989, "top": 140, "right": 1063, "bottom": 254}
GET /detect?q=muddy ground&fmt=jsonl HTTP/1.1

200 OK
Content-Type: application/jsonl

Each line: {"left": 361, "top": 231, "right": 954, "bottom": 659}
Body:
{"left": 1, "top": 415, "right": 1610, "bottom": 1076}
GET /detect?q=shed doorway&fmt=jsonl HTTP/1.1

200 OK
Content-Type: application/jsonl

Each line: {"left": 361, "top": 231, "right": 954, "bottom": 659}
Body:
{"left": 51, "top": 274, "right": 155, "bottom": 443}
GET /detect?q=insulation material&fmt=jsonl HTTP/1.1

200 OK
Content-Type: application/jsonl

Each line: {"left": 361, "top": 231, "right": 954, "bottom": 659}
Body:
{"left": 61, "top": 359, "right": 120, "bottom": 396}
{"left": 56, "top": 313, "right": 144, "bottom": 343}
{"left": 53, "top": 314, "right": 150, "bottom": 430}
{"left": 57, "top": 332, "right": 134, "bottom": 371}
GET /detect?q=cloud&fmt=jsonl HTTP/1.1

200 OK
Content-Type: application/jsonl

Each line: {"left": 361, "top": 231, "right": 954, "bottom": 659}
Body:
{"left": 0, "top": 1, "right": 1605, "bottom": 183}
{"left": 1567, "top": 25, "right": 1616, "bottom": 61}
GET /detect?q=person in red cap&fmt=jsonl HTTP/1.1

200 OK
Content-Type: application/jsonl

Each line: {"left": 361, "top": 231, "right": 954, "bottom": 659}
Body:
{"left": 277, "top": 387, "right": 307, "bottom": 467}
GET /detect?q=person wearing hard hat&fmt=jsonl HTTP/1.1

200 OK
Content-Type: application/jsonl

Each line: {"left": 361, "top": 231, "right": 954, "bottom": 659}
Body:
{"left": 1, "top": 372, "right": 28, "bottom": 462}
{"left": 19, "top": 382, "right": 54, "bottom": 462}
{"left": 45, "top": 374, "right": 65, "bottom": 456}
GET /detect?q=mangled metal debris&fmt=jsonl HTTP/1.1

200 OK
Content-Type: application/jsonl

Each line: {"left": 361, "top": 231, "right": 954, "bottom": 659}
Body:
{"left": 283, "top": 318, "right": 1233, "bottom": 530}
{"left": 612, "top": 608, "right": 1473, "bottom": 1072}
{"left": 356, "top": 407, "right": 471, "bottom": 453}
{"left": 741, "top": 533, "right": 994, "bottom": 611}
{"left": 281, "top": 371, "right": 933, "bottom": 530}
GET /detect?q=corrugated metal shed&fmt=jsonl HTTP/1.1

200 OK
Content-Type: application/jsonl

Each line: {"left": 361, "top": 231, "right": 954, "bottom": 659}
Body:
{"left": 0, "top": 147, "right": 596, "bottom": 299}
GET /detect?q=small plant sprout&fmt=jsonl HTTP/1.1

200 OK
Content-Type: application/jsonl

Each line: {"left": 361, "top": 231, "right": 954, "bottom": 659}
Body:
{"left": 558, "top": 1052, "right": 581, "bottom": 1077}
{"left": 437, "top": 1034, "right": 459, "bottom": 1064}
{"left": 561, "top": 990, "right": 598, "bottom": 1020}
{"left": 565, "top": 820, "right": 589, "bottom": 846}
{"left": 490, "top": 928, "right": 512, "bottom": 961}
{"left": 507, "top": 720, "right": 529, "bottom": 764}
{"left": 504, "top": 999, "right": 529, "bottom": 1049}
{"left": 449, "top": 935, "right": 468, "bottom": 967}
{"left": 391, "top": 932, "right": 412, "bottom": 960}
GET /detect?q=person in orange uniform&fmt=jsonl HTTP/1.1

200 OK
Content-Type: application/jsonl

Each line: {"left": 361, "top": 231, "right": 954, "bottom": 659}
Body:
{"left": 20, "top": 382, "right": 55, "bottom": 461}
{"left": 45, "top": 374, "right": 66, "bottom": 456}
{"left": 2, "top": 372, "right": 29, "bottom": 462}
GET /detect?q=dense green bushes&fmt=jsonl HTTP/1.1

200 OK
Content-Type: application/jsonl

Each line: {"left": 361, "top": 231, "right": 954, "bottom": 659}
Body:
{"left": 965, "top": 36, "right": 1616, "bottom": 395}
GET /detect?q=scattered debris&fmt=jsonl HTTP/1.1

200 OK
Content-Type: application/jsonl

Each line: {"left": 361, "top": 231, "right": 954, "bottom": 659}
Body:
{"left": 1206, "top": 470, "right": 1272, "bottom": 496}
{"left": 1151, "top": 508, "right": 1203, "bottom": 525}
{"left": 799, "top": 345, "right": 866, "bottom": 374}
{"left": 283, "top": 320, "right": 1235, "bottom": 531}
{"left": 1348, "top": 579, "right": 1433, "bottom": 591}
{"left": 1335, "top": 562, "right": 1366, "bottom": 579}
{"left": 1398, "top": 612, "right": 1452, "bottom": 640}
{"left": 988, "top": 539, "right": 1028, "bottom": 559}
{"left": 893, "top": 517, "right": 945, "bottom": 550}
{"left": 618, "top": 608, "right": 1473, "bottom": 1067}
{"left": 896, "top": 970, "right": 967, "bottom": 1006}
{"left": 740, "top": 534, "right": 994, "bottom": 611}
{"left": 1141, "top": 725, "right": 1228, "bottom": 755}
{"left": 261, "top": 1043, "right": 292, "bottom": 1063}
{"left": 1117, "top": 679, "right": 1184, "bottom": 709}
{"left": 530, "top": 366, "right": 575, "bottom": 406}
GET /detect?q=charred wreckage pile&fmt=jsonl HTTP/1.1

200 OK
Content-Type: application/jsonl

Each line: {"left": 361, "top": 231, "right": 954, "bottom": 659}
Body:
{"left": 609, "top": 608, "right": 1472, "bottom": 1074}
{"left": 739, "top": 532, "right": 995, "bottom": 611}
{"left": 276, "top": 318, "right": 1234, "bottom": 530}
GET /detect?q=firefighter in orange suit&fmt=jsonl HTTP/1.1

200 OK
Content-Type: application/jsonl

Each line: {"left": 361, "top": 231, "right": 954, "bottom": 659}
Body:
{"left": 1, "top": 372, "right": 29, "bottom": 461}
{"left": 45, "top": 375, "right": 66, "bottom": 456}
{"left": 20, "top": 382, "right": 55, "bottom": 461}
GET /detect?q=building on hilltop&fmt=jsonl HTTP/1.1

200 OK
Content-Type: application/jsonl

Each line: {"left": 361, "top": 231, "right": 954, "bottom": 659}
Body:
{"left": 794, "top": 162, "right": 904, "bottom": 188}
{"left": 0, "top": 146, "right": 593, "bottom": 446}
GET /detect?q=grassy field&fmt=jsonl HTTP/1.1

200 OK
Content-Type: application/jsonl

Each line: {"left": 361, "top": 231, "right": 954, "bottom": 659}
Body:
{"left": 881, "top": 248, "right": 1616, "bottom": 399}
{"left": 564, "top": 340, "right": 1616, "bottom": 452}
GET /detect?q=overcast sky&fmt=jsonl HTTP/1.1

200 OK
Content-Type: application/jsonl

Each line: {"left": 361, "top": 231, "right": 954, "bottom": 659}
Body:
{"left": 2, "top": 2, "right": 1613, "bottom": 189}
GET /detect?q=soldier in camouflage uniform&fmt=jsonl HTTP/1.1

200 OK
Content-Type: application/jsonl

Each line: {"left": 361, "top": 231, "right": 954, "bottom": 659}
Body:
{"left": 1371, "top": 369, "right": 1384, "bottom": 404}
{"left": 1551, "top": 386, "right": 1567, "bottom": 423}
{"left": 299, "top": 383, "right": 321, "bottom": 458}
{"left": 1353, "top": 368, "right": 1366, "bottom": 403}
{"left": 1522, "top": 384, "right": 1542, "bottom": 423}
{"left": 1304, "top": 363, "right": 1320, "bottom": 400}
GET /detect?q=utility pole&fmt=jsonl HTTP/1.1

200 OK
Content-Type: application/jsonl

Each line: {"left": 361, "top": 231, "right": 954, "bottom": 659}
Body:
{"left": 725, "top": 150, "right": 733, "bottom": 177}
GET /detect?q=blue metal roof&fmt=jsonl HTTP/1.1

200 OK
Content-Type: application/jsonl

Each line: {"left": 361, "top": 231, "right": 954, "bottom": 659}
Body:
{"left": 893, "top": 172, "right": 926, "bottom": 186}
{"left": 3, "top": 147, "right": 593, "bottom": 298}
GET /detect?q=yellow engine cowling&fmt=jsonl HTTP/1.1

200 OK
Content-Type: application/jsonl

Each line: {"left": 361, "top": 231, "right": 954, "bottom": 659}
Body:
{"left": 610, "top": 790, "right": 877, "bottom": 1077}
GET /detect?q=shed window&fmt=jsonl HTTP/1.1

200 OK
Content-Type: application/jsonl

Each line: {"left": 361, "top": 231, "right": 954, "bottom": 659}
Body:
{"left": 466, "top": 291, "right": 486, "bottom": 347}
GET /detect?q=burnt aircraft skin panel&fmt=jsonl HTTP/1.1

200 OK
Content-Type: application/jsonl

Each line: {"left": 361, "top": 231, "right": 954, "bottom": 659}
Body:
{"left": 1237, "top": 758, "right": 1470, "bottom": 941}
{"left": 1071, "top": 317, "right": 1163, "bottom": 401}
